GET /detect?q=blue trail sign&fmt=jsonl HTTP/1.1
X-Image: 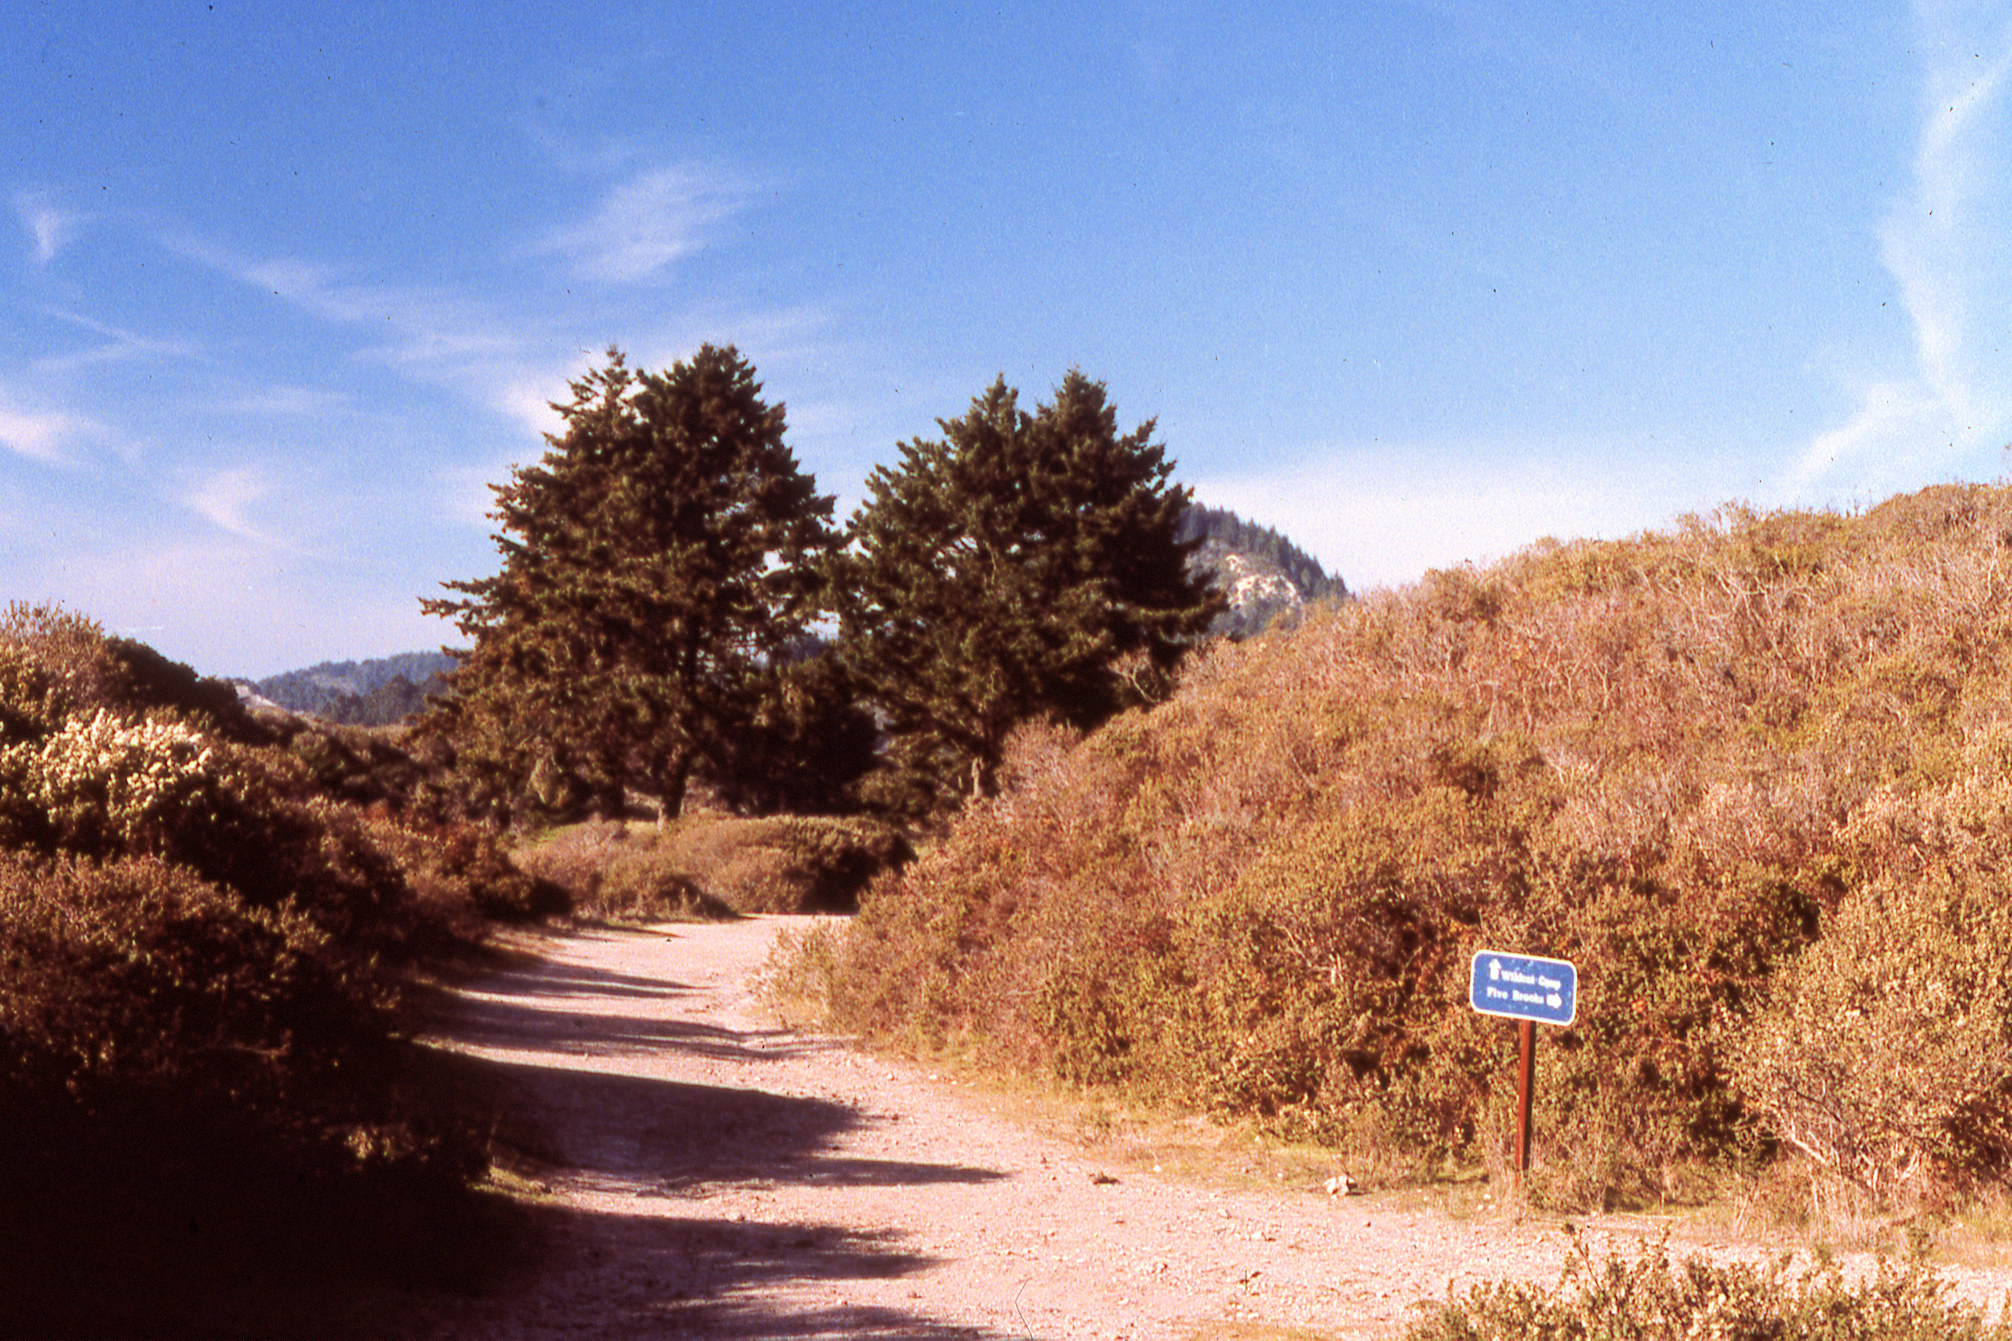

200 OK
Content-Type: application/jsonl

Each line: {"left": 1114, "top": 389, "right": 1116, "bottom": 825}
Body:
{"left": 1469, "top": 951, "right": 1577, "bottom": 1027}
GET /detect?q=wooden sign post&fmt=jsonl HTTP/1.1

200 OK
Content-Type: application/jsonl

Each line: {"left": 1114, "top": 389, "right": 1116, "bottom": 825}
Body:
{"left": 1469, "top": 951, "right": 1578, "bottom": 1180}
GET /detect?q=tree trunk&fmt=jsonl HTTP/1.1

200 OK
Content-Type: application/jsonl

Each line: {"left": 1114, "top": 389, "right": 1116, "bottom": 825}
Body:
{"left": 656, "top": 755, "right": 693, "bottom": 825}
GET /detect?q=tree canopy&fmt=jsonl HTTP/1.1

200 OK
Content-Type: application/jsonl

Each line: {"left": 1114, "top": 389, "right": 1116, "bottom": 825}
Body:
{"left": 832, "top": 371, "right": 1221, "bottom": 813}
{"left": 421, "top": 345, "right": 836, "bottom": 821}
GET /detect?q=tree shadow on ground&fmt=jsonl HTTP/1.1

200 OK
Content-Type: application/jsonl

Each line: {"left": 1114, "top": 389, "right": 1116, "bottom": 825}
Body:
{"left": 2, "top": 941, "right": 1014, "bottom": 1340}
{"left": 466, "top": 955, "right": 703, "bottom": 1002}
{"left": 394, "top": 1204, "right": 999, "bottom": 1339}
{"left": 443, "top": 990, "right": 800, "bottom": 1063}
{"left": 466, "top": 1053, "right": 1006, "bottom": 1192}
{"left": 371, "top": 951, "right": 1017, "bottom": 1338}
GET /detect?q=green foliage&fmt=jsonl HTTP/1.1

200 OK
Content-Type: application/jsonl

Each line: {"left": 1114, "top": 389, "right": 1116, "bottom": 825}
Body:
{"left": 276, "top": 716, "right": 443, "bottom": 811}
{"left": 1407, "top": 1237, "right": 2012, "bottom": 1341}
{"left": 101, "top": 635, "right": 258, "bottom": 735}
{"left": 698, "top": 639, "right": 882, "bottom": 816}
{"left": 423, "top": 345, "right": 837, "bottom": 822}
{"left": 804, "top": 486, "right": 2012, "bottom": 1205}
{"left": 833, "top": 372, "right": 1221, "bottom": 816}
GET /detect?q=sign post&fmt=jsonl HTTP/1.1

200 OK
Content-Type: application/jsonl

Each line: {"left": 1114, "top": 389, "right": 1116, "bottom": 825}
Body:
{"left": 1469, "top": 950, "right": 1577, "bottom": 1180}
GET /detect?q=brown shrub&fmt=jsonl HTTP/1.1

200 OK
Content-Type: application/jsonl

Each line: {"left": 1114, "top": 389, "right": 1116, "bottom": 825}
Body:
{"left": 1406, "top": 1237, "right": 2012, "bottom": 1341}
{"left": 806, "top": 485, "right": 2012, "bottom": 1205}
{"left": 1728, "top": 724, "right": 2012, "bottom": 1207}
{"left": 0, "top": 607, "right": 517, "bottom": 1326}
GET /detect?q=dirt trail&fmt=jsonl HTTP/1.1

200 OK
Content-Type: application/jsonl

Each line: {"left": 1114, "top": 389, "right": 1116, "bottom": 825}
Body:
{"left": 406, "top": 917, "right": 2007, "bottom": 1340}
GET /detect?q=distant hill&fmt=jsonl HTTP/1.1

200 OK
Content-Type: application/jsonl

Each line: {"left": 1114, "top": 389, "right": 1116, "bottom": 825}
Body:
{"left": 244, "top": 651, "right": 458, "bottom": 727}
{"left": 1179, "top": 504, "right": 1348, "bottom": 637}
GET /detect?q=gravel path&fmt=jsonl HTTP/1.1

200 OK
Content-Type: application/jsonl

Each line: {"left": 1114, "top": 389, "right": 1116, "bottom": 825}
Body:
{"left": 403, "top": 916, "right": 2010, "bottom": 1340}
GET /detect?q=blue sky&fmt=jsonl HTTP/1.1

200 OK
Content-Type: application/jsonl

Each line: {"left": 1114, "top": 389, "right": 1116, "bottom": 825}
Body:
{"left": 5, "top": 1, "right": 2010, "bottom": 676}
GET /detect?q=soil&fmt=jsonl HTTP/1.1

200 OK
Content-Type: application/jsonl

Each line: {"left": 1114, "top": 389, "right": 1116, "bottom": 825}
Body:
{"left": 399, "top": 915, "right": 2012, "bottom": 1340}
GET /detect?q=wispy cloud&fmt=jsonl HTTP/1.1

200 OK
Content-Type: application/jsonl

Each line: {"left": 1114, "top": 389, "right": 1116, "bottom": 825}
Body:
{"left": 12, "top": 189, "right": 86, "bottom": 264}
{"left": 0, "top": 393, "right": 99, "bottom": 465}
{"left": 7, "top": 525, "right": 445, "bottom": 678}
{"left": 179, "top": 466, "right": 293, "bottom": 549}
{"left": 171, "top": 235, "right": 552, "bottom": 426}
{"left": 233, "top": 254, "right": 521, "bottom": 366}
{"left": 171, "top": 239, "right": 514, "bottom": 366}
{"left": 536, "top": 164, "right": 755, "bottom": 283}
{"left": 1791, "top": 7, "right": 2012, "bottom": 494}
{"left": 491, "top": 372, "right": 573, "bottom": 442}
{"left": 167, "top": 162, "right": 812, "bottom": 495}
{"left": 218, "top": 385, "right": 351, "bottom": 417}
{"left": 34, "top": 307, "right": 201, "bottom": 373}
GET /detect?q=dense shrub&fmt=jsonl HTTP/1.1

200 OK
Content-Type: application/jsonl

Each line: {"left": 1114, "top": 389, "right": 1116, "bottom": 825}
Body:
{"left": 0, "top": 605, "right": 525, "bottom": 1325}
{"left": 1406, "top": 1237, "right": 2012, "bottom": 1341}
{"left": 805, "top": 486, "right": 2012, "bottom": 1205}
{"left": 278, "top": 716, "right": 444, "bottom": 810}
{"left": 365, "top": 810, "right": 570, "bottom": 924}
{"left": 0, "top": 851, "right": 383, "bottom": 1110}
{"left": 1729, "top": 726, "right": 2012, "bottom": 1204}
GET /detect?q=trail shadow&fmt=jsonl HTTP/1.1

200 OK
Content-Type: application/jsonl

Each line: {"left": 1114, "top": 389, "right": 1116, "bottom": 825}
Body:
{"left": 399, "top": 1205, "right": 1000, "bottom": 1339}
{"left": 471, "top": 958, "right": 701, "bottom": 1002}
{"left": 390, "top": 931, "right": 1021, "bottom": 1338}
{"left": 444, "top": 991, "right": 811, "bottom": 1063}
{"left": 460, "top": 1053, "right": 1005, "bottom": 1191}
{"left": 424, "top": 935, "right": 1007, "bottom": 1192}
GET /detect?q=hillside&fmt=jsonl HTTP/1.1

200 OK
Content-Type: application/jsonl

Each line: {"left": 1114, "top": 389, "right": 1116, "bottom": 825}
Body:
{"left": 807, "top": 484, "right": 2012, "bottom": 1212}
{"left": 0, "top": 607, "right": 542, "bottom": 1333}
{"left": 1180, "top": 504, "right": 1347, "bottom": 637}
{"left": 246, "top": 650, "right": 457, "bottom": 725}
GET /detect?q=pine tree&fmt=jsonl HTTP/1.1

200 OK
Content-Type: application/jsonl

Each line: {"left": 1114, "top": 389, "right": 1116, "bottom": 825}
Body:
{"left": 420, "top": 346, "right": 836, "bottom": 821}
{"left": 833, "top": 371, "right": 1221, "bottom": 814}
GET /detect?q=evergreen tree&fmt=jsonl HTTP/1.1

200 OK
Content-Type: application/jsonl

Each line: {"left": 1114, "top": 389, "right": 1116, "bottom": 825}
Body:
{"left": 833, "top": 371, "right": 1221, "bottom": 813}
{"left": 420, "top": 346, "right": 836, "bottom": 821}
{"left": 700, "top": 639, "right": 881, "bottom": 816}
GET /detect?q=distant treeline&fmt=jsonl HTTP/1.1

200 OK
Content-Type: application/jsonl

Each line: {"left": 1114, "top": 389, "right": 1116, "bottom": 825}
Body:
{"left": 249, "top": 651, "right": 456, "bottom": 726}
{"left": 1177, "top": 505, "right": 1348, "bottom": 602}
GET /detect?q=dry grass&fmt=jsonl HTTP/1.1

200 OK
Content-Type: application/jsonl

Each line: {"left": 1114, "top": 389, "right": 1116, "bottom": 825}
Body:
{"left": 516, "top": 812, "right": 909, "bottom": 919}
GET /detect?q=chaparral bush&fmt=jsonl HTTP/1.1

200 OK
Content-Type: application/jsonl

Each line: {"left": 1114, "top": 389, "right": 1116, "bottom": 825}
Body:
{"left": 1406, "top": 1236, "right": 2012, "bottom": 1341}
{"left": 514, "top": 819, "right": 726, "bottom": 920}
{"left": 0, "top": 605, "right": 522, "bottom": 1329}
{"left": 805, "top": 485, "right": 2012, "bottom": 1208}
{"left": 1728, "top": 724, "right": 2012, "bottom": 1205}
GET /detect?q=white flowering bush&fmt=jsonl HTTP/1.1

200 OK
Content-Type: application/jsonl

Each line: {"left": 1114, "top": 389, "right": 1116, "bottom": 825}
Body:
{"left": 8, "top": 708, "right": 241, "bottom": 855}
{"left": 0, "top": 607, "right": 504, "bottom": 1332}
